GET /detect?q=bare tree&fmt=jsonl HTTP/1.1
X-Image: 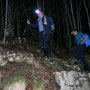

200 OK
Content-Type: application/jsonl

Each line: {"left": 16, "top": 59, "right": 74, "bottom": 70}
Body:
{"left": 63, "top": 0, "right": 72, "bottom": 51}
{"left": 69, "top": 0, "right": 76, "bottom": 29}
{"left": 83, "top": 0, "right": 90, "bottom": 29}
{"left": 3, "top": 0, "right": 8, "bottom": 44}
{"left": 0, "top": 0, "right": 4, "bottom": 38}
{"left": 43, "top": 0, "right": 44, "bottom": 12}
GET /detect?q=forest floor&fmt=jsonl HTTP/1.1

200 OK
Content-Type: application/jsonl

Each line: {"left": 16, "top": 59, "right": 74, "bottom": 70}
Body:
{"left": 0, "top": 41, "right": 90, "bottom": 90}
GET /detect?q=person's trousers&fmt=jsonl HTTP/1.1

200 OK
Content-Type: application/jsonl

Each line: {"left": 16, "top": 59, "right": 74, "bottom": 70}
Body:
{"left": 38, "top": 31, "right": 51, "bottom": 56}
{"left": 72, "top": 44, "right": 90, "bottom": 71}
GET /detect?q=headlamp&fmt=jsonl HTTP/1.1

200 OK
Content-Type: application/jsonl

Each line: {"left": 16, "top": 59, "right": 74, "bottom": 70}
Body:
{"left": 35, "top": 9, "right": 40, "bottom": 14}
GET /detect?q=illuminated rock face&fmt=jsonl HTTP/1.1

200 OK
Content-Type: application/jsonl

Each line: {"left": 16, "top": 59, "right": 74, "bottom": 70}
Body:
{"left": 3, "top": 76, "right": 26, "bottom": 90}
{"left": 54, "top": 71, "right": 90, "bottom": 90}
{"left": 4, "top": 82, "right": 26, "bottom": 90}
{"left": 0, "top": 51, "right": 35, "bottom": 66}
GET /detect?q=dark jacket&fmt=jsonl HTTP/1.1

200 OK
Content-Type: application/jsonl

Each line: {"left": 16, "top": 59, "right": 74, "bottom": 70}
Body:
{"left": 28, "top": 15, "right": 53, "bottom": 35}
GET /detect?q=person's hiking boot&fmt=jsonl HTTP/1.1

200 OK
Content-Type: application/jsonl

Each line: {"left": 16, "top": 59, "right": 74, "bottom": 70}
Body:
{"left": 36, "top": 48, "right": 41, "bottom": 52}
{"left": 74, "top": 59, "right": 81, "bottom": 64}
{"left": 85, "top": 68, "right": 90, "bottom": 73}
{"left": 85, "top": 70, "right": 90, "bottom": 73}
{"left": 44, "top": 56, "right": 49, "bottom": 61}
{"left": 43, "top": 49, "right": 49, "bottom": 57}
{"left": 84, "top": 67, "right": 90, "bottom": 73}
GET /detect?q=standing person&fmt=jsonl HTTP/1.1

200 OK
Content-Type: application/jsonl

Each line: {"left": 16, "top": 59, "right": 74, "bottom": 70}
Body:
{"left": 27, "top": 9, "right": 54, "bottom": 58}
{"left": 71, "top": 29, "right": 90, "bottom": 72}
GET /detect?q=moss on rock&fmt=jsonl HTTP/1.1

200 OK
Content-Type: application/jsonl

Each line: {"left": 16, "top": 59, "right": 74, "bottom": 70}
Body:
{"left": 2, "top": 75, "right": 26, "bottom": 87}
{"left": 33, "top": 78, "right": 44, "bottom": 90}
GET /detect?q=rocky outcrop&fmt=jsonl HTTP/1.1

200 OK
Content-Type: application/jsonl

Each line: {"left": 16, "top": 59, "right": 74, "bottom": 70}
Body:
{"left": 54, "top": 71, "right": 90, "bottom": 90}
{"left": 0, "top": 50, "right": 35, "bottom": 66}
{"left": 3, "top": 76, "right": 26, "bottom": 90}
{"left": 0, "top": 48, "right": 90, "bottom": 90}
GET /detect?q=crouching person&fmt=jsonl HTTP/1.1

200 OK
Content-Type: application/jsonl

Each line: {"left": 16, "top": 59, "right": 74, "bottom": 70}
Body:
{"left": 71, "top": 29, "right": 90, "bottom": 72}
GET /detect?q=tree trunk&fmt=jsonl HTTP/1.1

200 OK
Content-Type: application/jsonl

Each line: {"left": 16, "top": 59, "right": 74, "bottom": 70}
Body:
{"left": 3, "top": 0, "right": 8, "bottom": 44}
{"left": 70, "top": 0, "right": 76, "bottom": 29}
{"left": 83, "top": 0, "right": 90, "bottom": 29}
{"left": 1, "top": 0, "right": 4, "bottom": 38}
{"left": 16, "top": 0, "right": 20, "bottom": 38}
{"left": 64, "top": 0, "right": 72, "bottom": 51}
{"left": 65, "top": 0, "right": 73, "bottom": 29}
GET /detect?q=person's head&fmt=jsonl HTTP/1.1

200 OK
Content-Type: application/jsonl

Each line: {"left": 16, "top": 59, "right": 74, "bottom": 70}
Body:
{"left": 35, "top": 9, "right": 43, "bottom": 18}
{"left": 71, "top": 29, "right": 78, "bottom": 36}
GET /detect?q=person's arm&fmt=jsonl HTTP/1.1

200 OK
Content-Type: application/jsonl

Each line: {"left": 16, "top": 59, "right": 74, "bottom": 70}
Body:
{"left": 81, "top": 35, "right": 87, "bottom": 45}
{"left": 28, "top": 23, "right": 38, "bottom": 28}
{"left": 27, "top": 19, "right": 38, "bottom": 28}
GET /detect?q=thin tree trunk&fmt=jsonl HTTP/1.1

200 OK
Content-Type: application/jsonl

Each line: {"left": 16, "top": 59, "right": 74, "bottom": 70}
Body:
{"left": 1, "top": 0, "right": 4, "bottom": 38}
{"left": 37, "top": 0, "right": 41, "bottom": 9}
{"left": 76, "top": 3, "right": 79, "bottom": 30}
{"left": 83, "top": 0, "right": 90, "bottom": 29}
{"left": 37, "top": 0, "right": 39, "bottom": 9}
{"left": 64, "top": 0, "right": 72, "bottom": 51}
{"left": 3, "top": 0, "right": 8, "bottom": 44}
{"left": 65, "top": 0, "right": 73, "bottom": 28}
{"left": 16, "top": 0, "right": 20, "bottom": 38}
{"left": 17, "top": 10, "right": 20, "bottom": 38}
{"left": 43, "top": 0, "right": 44, "bottom": 12}
{"left": 70, "top": 0, "right": 76, "bottom": 29}
{"left": 56, "top": 2, "right": 61, "bottom": 51}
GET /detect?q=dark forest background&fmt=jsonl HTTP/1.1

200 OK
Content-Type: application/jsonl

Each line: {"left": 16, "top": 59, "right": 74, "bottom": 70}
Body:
{"left": 0, "top": 0, "right": 90, "bottom": 52}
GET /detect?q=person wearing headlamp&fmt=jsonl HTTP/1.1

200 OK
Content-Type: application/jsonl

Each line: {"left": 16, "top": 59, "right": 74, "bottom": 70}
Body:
{"left": 27, "top": 9, "right": 54, "bottom": 58}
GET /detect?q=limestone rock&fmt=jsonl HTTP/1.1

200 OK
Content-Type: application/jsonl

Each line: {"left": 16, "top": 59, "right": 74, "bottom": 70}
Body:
{"left": 88, "top": 73, "right": 90, "bottom": 78}
{"left": 0, "top": 49, "right": 36, "bottom": 66}
{"left": 14, "top": 53, "right": 24, "bottom": 62}
{"left": 25, "top": 53, "right": 35, "bottom": 64}
{"left": 54, "top": 71, "right": 90, "bottom": 90}
{"left": 0, "top": 55, "right": 8, "bottom": 66}
{"left": 3, "top": 76, "right": 26, "bottom": 90}
{"left": 8, "top": 57, "right": 14, "bottom": 62}
{"left": 4, "top": 82, "right": 26, "bottom": 90}
{"left": 0, "top": 60, "right": 8, "bottom": 66}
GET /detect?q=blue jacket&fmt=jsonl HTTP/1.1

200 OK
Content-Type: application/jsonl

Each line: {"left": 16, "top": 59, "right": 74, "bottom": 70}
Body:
{"left": 28, "top": 15, "right": 53, "bottom": 35}
{"left": 76, "top": 32, "right": 84, "bottom": 45}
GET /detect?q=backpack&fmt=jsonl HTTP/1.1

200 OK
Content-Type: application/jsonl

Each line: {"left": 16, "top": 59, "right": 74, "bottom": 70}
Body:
{"left": 49, "top": 17, "right": 55, "bottom": 31}
{"left": 43, "top": 16, "right": 55, "bottom": 31}
{"left": 84, "top": 33, "right": 90, "bottom": 47}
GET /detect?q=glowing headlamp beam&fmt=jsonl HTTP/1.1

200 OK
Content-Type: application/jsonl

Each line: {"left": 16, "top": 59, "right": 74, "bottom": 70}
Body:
{"left": 35, "top": 9, "right": 40, "bottom": 14}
